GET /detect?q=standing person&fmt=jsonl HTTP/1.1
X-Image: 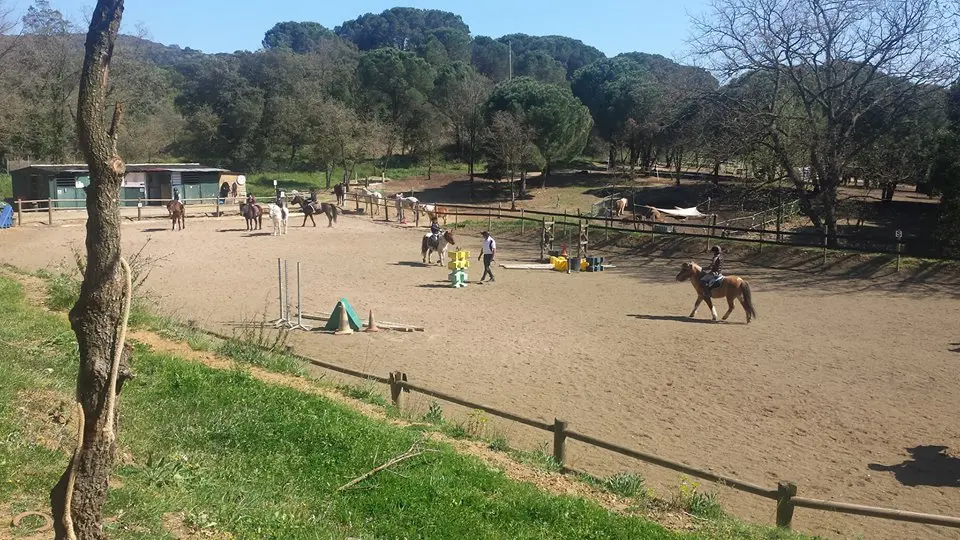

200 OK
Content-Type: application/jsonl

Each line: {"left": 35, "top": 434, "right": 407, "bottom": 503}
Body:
{"left": 478, "top": 231, "right": 496, "bottom": 283}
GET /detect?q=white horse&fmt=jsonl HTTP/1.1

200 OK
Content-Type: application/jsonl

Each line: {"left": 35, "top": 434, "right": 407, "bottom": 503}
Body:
{"left": 395, "top": 194, "right": 419, "bottom": 222}
{"left": 359, "top": 187, "right": 383, "bottom": 214}
{"left": 268, "top": 203, "right": 288, "bottom": 236}
{"left": 421, "top": 230, "right": 456, "bottom": 265}
{"left": 614, "top": 197, "right": 629, "bottom": 216}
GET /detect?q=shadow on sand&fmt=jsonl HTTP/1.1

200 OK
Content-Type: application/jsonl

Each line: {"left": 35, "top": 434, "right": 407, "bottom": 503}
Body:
{"left": 868, "top": 446, "right": 960, "bottom": 488}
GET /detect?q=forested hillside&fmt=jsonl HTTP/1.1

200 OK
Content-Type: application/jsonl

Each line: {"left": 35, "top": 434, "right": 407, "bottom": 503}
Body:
{"left": 2, "top": 1, "right": 960, "bottom": 251}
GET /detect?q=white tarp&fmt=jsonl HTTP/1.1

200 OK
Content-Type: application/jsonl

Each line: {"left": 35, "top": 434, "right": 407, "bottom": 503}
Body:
{"left": 650, "top": 206, "right": 708, "bottom": 219}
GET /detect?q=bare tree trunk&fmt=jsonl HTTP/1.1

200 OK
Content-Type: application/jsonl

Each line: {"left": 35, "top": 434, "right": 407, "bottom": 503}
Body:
{"left": 50, "top": 1, "right": 130, "bottom": 539}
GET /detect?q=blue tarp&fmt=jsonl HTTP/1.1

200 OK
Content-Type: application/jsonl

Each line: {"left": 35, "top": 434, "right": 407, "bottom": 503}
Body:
{"left": 0, "top": 204, "right": 12, "bottom": 229}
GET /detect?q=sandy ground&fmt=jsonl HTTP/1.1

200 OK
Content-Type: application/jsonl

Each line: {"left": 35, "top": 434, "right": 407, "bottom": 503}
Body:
{"left": 2, "top": 213, "right": 959, "bottom": 540}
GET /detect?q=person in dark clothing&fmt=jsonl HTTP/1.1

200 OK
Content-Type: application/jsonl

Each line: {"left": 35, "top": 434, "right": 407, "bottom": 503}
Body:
{"left": 172, "top": 188, "right": 181, "bottom": 202}
{"left": 701, "top": 245, "right": 723, "bottom": 289}
{"left": 309, "top": 188, "right": 318, "bottom": 203}
{"left": 478, "top": 231, "right": 496, "bottom": 283}
{"left": 429, "top": 219, "right": 441, "bottom": 241}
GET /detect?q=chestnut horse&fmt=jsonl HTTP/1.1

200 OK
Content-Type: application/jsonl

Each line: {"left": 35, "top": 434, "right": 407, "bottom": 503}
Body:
{"left": 675, "top": 262, "right": 757, "bottom": 323}
{"left": 166, "top": 200, "right": 185, "bottom": 231}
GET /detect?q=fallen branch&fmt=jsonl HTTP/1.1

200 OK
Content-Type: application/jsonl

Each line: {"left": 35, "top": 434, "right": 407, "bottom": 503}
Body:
{"left": 336, "top": 439, "right": 437, "bottom": 492}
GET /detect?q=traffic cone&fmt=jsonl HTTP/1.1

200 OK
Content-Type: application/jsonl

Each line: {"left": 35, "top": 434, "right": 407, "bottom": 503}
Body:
{"left": 364, "top": 309, "right": 380, "bottom": 333}
{"left": 560, "top": 244, "right": 568, "bottom": 257}
{"left": 334, "top": 302, "right": 354, "bottom": 335}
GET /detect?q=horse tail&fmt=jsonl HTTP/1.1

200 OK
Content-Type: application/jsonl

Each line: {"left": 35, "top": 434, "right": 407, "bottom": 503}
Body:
{"left": 421, "top": 236, "right": 429, "bottom": 254}
{"left": 741, "top": 280, "right": 758, "bottom": 320}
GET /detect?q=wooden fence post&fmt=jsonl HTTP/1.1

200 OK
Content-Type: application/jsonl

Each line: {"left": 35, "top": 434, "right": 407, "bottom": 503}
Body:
{"left": 47, "top": 199, "right": 53, "bottom": 225}
{"left": 776, "top": 481, "right": 798, "bottom": 529}
{"left": 415, "top": 204, "right": 421, "bottom": 227}
{"left": 553, "top": 418, "right": 568, "bottom": 469}
{"left": 455, "top": 207, "right": 458, "bottom": 227}
{"left": 822, "top": 224, "right": 828, "bottom": 266}
{"left": 216, "top": 196, "right": 220, "bottom": 217}
{"left": 487, "top": 208, "right": 492, "bottom": 230}
{"left": 355, "top": 191, "right": 360, "bottom": 212}
{"left": 389, "top": 371, "right": 407, "bottom": 408}
{"left": 137, "top": 198, "right": 142, "bottom": 221}
{"left": 384, "top": 198, "right": 390, "bottom": 222}
{"left": 520, "top": 208, "right": 524, "bottom": 234}
{"left": 15, "top": 199, "right": 22, "bottom": 226}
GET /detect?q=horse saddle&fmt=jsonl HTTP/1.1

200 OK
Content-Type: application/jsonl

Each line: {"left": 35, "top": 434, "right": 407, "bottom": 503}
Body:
{"left": 424, "top": 233, "right": 441, "bottom": 250}
{"left": 701, "top": 273, "right": 724, "bottom": 289}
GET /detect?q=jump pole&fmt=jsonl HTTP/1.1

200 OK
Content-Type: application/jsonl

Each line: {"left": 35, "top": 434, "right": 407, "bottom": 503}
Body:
{"left": 291, "top": 262, "right": 312, "bottom": 331}
{"left": 271, "top": 258, "right": 290, "bottom": 328}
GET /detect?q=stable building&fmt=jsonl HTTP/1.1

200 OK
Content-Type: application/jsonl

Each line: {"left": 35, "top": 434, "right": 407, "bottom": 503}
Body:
{"left": 10, "top": 163, "right": 237, "bottom": 208}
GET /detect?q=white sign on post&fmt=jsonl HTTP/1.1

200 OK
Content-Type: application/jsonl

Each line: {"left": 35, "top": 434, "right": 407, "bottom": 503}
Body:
{"left": 895, "top": 229, "right": 903, "bottom": 239}
{"left": 273, "top": 180, "right": 278, "bottom": 187}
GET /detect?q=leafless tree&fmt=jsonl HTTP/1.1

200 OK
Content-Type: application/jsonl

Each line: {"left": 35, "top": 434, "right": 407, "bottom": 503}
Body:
{"left": 692, "top": 0, "right": 959, "bottom": 243}
{"left": 50, "top": 1, "right": 132, "bottom": 539}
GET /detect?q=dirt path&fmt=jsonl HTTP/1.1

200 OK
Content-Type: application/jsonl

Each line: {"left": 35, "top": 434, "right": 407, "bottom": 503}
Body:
{"left": 2, "top": 214, "right": 959, "bottom": 539}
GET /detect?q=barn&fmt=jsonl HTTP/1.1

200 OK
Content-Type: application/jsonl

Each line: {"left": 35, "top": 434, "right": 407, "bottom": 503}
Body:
{"left": 10, "top": 163, "right": 234, "bottom": 208}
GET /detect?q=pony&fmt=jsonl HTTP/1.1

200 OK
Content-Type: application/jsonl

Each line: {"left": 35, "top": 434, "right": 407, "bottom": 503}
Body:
{"left": 396, "top": 195, "right": 419, "bottom": 222}
{"left": 614, "top": 198, "right": 629, "bottom": 216}
{"left": 239, "top": 202, "right": 263, "bottom": 231}
{"left": 291, "top": 194, "right": 340, "bottom": 227}
{"left": 421, "top": 230, "right": 456, "bottom": 265}
{"left": 166, "top": 200, "right": 185, "bottom": 231}
{"left": 635, "top": 205, "right": 663, "bottom": 222}
{"left": 333, "top": 183, "right": 345, "bottom": 206}
{"left": 268, "top": 203, "right": 288, "bottom": 236}
{"left": 358, "top": 187, "right": 383, "bottom": 214}
{"left": 418, "top": 203, "right": 447, "bottom": 223}
{"left": 675, "top": 262, "right": 757, "bottom": 323}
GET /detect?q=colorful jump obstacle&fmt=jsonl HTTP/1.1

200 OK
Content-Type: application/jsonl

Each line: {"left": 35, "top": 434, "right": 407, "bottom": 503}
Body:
{"left": 447, "top": 249, "right": 470, "bottom": 287}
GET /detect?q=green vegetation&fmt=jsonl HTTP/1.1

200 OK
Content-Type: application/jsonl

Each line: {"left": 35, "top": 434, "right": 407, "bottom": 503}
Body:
{"left": 0, "top": 173, "right": 11, "bottom": 199}
{"left": 2, "top": 274, "right": 692, "bottom": 538}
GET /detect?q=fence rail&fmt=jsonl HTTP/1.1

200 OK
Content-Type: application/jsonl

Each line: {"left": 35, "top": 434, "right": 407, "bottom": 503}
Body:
{"left": 390, "top": 200, "right": 952, "bottom": 262}
{"left": 201, "top": 325, "right": 960, "bottom": 533}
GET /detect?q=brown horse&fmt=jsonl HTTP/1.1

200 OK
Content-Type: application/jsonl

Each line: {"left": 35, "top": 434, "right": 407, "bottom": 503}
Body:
{"left": 239, "top": 202, "right": 263, "bottom": 230}
{"left": 333, "top": 183, "right": 345, "bottom": 206}
{"left": 675, "top": 262, "right": 757, "bottom": 323}
{"left": 291, "top": 194, "right": 340, "bottom": 227}
{"left": 166, "top": 200, "right": 185, "bottom": 231}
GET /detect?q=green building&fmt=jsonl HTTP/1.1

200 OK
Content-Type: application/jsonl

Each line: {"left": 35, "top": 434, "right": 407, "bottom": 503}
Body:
{"left": 10, "top": 163, "right": 233, "bottom": 208}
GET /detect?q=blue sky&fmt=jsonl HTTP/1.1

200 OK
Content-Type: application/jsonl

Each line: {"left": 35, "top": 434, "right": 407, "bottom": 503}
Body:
{"left": 43, "top": 0, "right": 708, "bottom": 61}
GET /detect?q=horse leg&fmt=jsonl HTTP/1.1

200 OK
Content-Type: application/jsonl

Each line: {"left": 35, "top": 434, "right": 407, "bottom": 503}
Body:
{"left": 704, "top": 297, "right": 718, "bottom": 321}
{"left": 722, "top": 288, "right": 736, "bottom": 321}
{"left": 310, "top": 213, "right": 316, "bottom": 227}
{"left": 689, "top": 297, "right": 702, "bottom": 318}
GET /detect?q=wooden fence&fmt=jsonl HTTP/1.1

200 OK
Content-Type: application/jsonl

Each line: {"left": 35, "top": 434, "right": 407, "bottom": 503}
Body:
{"left": 204, "top": 327, "right": 960, "bottom": 532}
{"left": 358, "top": 198, "right": 954, "bottom": 263}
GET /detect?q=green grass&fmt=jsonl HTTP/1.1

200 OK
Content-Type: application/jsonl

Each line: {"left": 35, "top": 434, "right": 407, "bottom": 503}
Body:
{"left": 0, "top": 274, "right": 692, "bottom": 539}
{"left": 0, "top": 173, "right": 10, "bottom": 199}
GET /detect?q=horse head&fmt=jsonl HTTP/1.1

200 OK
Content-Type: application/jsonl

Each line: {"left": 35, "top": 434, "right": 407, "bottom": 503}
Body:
{"left": 676, "top": 262, "right": 700, "bottom": 282}
{"left": 442, "top": 230, "right": 456, "bottom": 246}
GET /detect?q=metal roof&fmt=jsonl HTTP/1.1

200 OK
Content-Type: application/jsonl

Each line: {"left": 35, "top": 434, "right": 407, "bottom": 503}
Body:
{"left": 16, "top": 163, "right": 229, "bottom": 173}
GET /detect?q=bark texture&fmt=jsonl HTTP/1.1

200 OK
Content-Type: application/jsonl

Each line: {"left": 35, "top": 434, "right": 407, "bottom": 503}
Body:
{"left": 50, "top": 1, "right": 127, "bottom": 539}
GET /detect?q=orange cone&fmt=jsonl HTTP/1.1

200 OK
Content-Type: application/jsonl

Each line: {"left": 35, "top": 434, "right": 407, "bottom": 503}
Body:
{"left": 364, "top": 310, "right": 380, "bottom": 333}
{"left": 334, "top": 302, "right": 354, "bottom": 335}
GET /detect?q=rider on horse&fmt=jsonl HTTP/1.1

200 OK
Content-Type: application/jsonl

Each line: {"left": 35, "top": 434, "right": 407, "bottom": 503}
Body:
{"left": 701, "top": 245, "right": 723, "bottom": 290}
{"left": 246, "top": 193, "right": 257, "bottom": 206}
{"left": 309, "top": 188, "right": 318, "bottom": 203}
{"left": 429, "top": 219, "right": 441, "bottom": 245}
{"left": 172, "top": 188, "right": 181, "bottom": 202}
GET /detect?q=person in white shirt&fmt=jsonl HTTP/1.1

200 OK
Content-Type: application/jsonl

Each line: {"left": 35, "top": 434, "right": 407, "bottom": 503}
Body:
{"left": 478, "top": 231, "right": 496, "bottom": 283}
